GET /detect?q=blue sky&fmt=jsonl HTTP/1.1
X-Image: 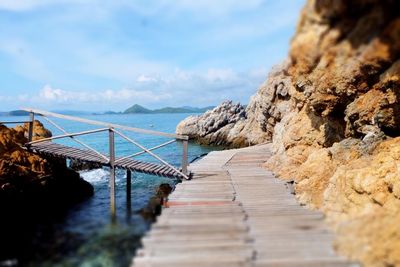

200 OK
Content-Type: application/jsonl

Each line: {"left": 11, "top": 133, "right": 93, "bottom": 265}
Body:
{"left": 0, "top": 0, "right": 305, "bottom": 111}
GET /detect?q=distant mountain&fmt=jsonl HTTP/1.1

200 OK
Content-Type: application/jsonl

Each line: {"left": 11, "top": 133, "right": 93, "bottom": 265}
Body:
{"left": 103, "top": 111, "right": 122, "bottom": 115}
{"left": 152, "top": 107, "right": 201, "bottom": 113}
{"left": 8, "top": 110, "right": 30, "bottom": 116}
{"left": 1, "top": 105, "right": 215, "bottom": 117}
{"left": 124, "top": 104, "right": 153, "bottom": 114}
{"left": 51, "top": 110, "right": 93, "bottom": 116}
{"left": 181, "top": 106, "right": 215, "bottom": 113}
{"left": 123, "top": 104, "right": 215, "bottom": 114}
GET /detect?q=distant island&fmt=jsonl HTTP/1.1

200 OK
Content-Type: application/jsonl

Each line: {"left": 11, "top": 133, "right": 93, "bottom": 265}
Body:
{"left": 81, "top": 105, "right": 215, "bottom": 115}
{"left": 0, "top": 110, "right": 30, "bottom": 116}
{"left": 123, "top": 104, "right": 215, "bottom": 114}
{"left": 0, "top": 105, "right": 214, "bottom": 116}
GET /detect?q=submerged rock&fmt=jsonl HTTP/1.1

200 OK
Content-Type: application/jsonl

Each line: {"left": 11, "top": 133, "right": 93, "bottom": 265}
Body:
{"left": 70, "top": 159, "right": 103, "bottom": 171}
{"left": 140, "top": 183, "right": 173, "bottom": 221}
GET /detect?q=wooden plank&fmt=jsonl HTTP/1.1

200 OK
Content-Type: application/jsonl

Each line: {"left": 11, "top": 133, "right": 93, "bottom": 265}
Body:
{"left": 29, "top": 142, "right": 180, "bottom": 179}
{"left": 131, "top": 144, "right": 359, "bottom": 267}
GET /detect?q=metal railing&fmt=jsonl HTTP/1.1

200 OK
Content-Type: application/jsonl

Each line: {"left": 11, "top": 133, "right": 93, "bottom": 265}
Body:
{"left": 4, "top": 108, "right": 191, "bottom": 218}
{"left": 21, "top": 108, "right": 190, "bottom": 178}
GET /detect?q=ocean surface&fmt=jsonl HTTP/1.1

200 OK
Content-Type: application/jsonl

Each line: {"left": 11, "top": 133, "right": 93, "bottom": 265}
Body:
{"left": 0, "top": 113, "right": 222, "bottom": 267}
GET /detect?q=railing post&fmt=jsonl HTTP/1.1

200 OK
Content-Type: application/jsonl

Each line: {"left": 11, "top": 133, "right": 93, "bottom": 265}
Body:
{"left": 126, "top": 170, "right": 132, "bottom": 221}
{"left": 126, "top": 170, "right": 131, "bottom": 202}
{"left": 109, "top": 128, "right": 116, "bottom": 220}
{"left": 28, "top": 112, "right": 34, "bottom": 142}
{"left": 182, "top": 139, "right": 188, "bottom": 175}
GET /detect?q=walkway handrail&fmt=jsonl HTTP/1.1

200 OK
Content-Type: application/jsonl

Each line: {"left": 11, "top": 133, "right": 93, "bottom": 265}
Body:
{"left": 22, "top": 108, "right": 189, "bottom": 177}
{"left": 26, "top": 128, "right": 110, "bottom": 145}
{"left": 0, "top": 121, "right": 31, "bottom": 124}
{"left": 112, "top": 129, "right": 190, "bottom": 180}
{"left": 115, "top": 139, "right": 176, "bottom": 164}
{"left": 22, "top": 108, "right": 189, "bottom": 140}
{"left": 19, "top": 108, "right": 191, "bottom": 218}
{"left": 41, "top": 116, "right": 109, "bottom": 162}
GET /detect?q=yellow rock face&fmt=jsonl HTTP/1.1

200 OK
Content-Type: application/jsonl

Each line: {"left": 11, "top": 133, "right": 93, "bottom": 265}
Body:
{"left": 0, "top": 121, "right": 52, "bottom": 184}
{"left": 264, "top": 1, "right": 400, "bottom": 266}
{"left": 175, "top": 1, "right": 400, "bottom": 265}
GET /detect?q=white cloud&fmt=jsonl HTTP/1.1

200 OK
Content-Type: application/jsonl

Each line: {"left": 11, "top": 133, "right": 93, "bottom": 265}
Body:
{"left": 32, "top": 84, "right": 172, "bottom": 105}
{"left": 137, "top": 74, "right": 157, "bottom": 83}
{"left": 0, "top": 0, "right": 46, "bottom": 11}
{"left": 19, "top": 66, "right": 267, "bottom": 110}
{"left": 0, "top": 0, "right": 304, "bottom": 111}
{"left": 0, "top": 0, "right": 73, "bottom": 11}
{"left": 40, "top": 85, "right": 64, "bottom": 100}
{"left": 0, "top": 0, "right": 260, "bottom": 14}
{"left": 132, "top": 0, "right": 265, "bottom": 18}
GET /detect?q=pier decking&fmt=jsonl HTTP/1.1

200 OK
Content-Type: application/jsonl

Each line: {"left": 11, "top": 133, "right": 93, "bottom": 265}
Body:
{"left": 29, "top": 142, "right": 185, "bottom": 179}
{"left": 132, "top": 144, "right": 359, "bottom": 267}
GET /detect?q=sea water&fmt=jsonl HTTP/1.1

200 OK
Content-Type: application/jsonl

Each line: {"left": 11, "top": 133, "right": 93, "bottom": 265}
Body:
{"left": 0, "top": 113, "right": 221, "bottom": 267}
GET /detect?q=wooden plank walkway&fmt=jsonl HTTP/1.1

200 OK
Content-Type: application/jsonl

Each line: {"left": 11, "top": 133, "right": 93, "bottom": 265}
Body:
{"left": 132, "top": 144, "right": 360, "bottom": 267}
{"left": 28, "top": 142, "right": 185, "bottom": 179}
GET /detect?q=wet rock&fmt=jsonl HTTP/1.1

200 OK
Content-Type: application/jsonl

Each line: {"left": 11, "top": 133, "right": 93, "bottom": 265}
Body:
{"left": 140, "top": 183, "right": 173, "bottom": 221}
{"left": 69, "top": 159, "right": 103, "bottom": 171}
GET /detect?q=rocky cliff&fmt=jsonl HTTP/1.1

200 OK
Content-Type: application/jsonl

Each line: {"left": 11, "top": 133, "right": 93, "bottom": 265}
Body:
{"left": 177, "top": 1, "right": 400, "bottom": 266}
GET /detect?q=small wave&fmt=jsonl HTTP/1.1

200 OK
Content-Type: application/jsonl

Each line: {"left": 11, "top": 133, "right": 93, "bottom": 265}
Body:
{"left": 80, "top": 168, "right": 109, "bottom": 184}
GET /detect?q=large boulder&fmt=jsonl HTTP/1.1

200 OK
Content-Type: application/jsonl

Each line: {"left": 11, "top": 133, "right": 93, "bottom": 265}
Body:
{"left": 176, "top": 100, "right": 248, "bottom": 147}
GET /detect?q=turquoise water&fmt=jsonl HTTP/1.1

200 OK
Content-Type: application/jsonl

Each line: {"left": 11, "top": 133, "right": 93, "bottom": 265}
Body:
{"left": 0, "top": 113, "right": 221, "bottom": 267}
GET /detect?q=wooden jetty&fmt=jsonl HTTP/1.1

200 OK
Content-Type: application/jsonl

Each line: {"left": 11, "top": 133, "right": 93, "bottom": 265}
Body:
{"left": 132, "top": 144, "right": 360, "bottom": 267}
{"left": 1, "top": 108, "right": 190, "bottom": 218}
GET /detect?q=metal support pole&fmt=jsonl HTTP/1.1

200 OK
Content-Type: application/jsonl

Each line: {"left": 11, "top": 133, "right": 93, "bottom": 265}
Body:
{"left": 28, "top": 112, "right": 34, "bottom": 142}
{"left": 126, "top": 170, "right": 132, "bottom": 222}
{"left": 182, "top": 140, "right": 188, "bottom": 175}
{"left": 126, "top": 170, "right": 131, "bottom": 202}
{"left": 109, "top": 128, "right": 116, "bottom": 220}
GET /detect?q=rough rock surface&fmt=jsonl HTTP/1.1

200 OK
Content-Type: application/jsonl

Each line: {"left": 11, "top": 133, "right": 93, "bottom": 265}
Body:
{"left": 0, "top": 121, "right": 93, "bottom": 207}
{"left": 176, "top": 1, "right": 400, "bottom": 266}
{"left": 176, "top": 101, "right": 248, "bottom": 147}
{"left": 69, "top": 159, "right": 103, "bottom": 171}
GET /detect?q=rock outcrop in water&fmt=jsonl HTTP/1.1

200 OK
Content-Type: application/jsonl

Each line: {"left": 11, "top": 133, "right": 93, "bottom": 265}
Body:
{"left": 176, "top": 101, "right": 248, "bottom": 147}
{"left": 0, "top": 121, "right": 93, "bottom": 208}
{"left": 177, "top": 1, "right": 400, "bottom": 266}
